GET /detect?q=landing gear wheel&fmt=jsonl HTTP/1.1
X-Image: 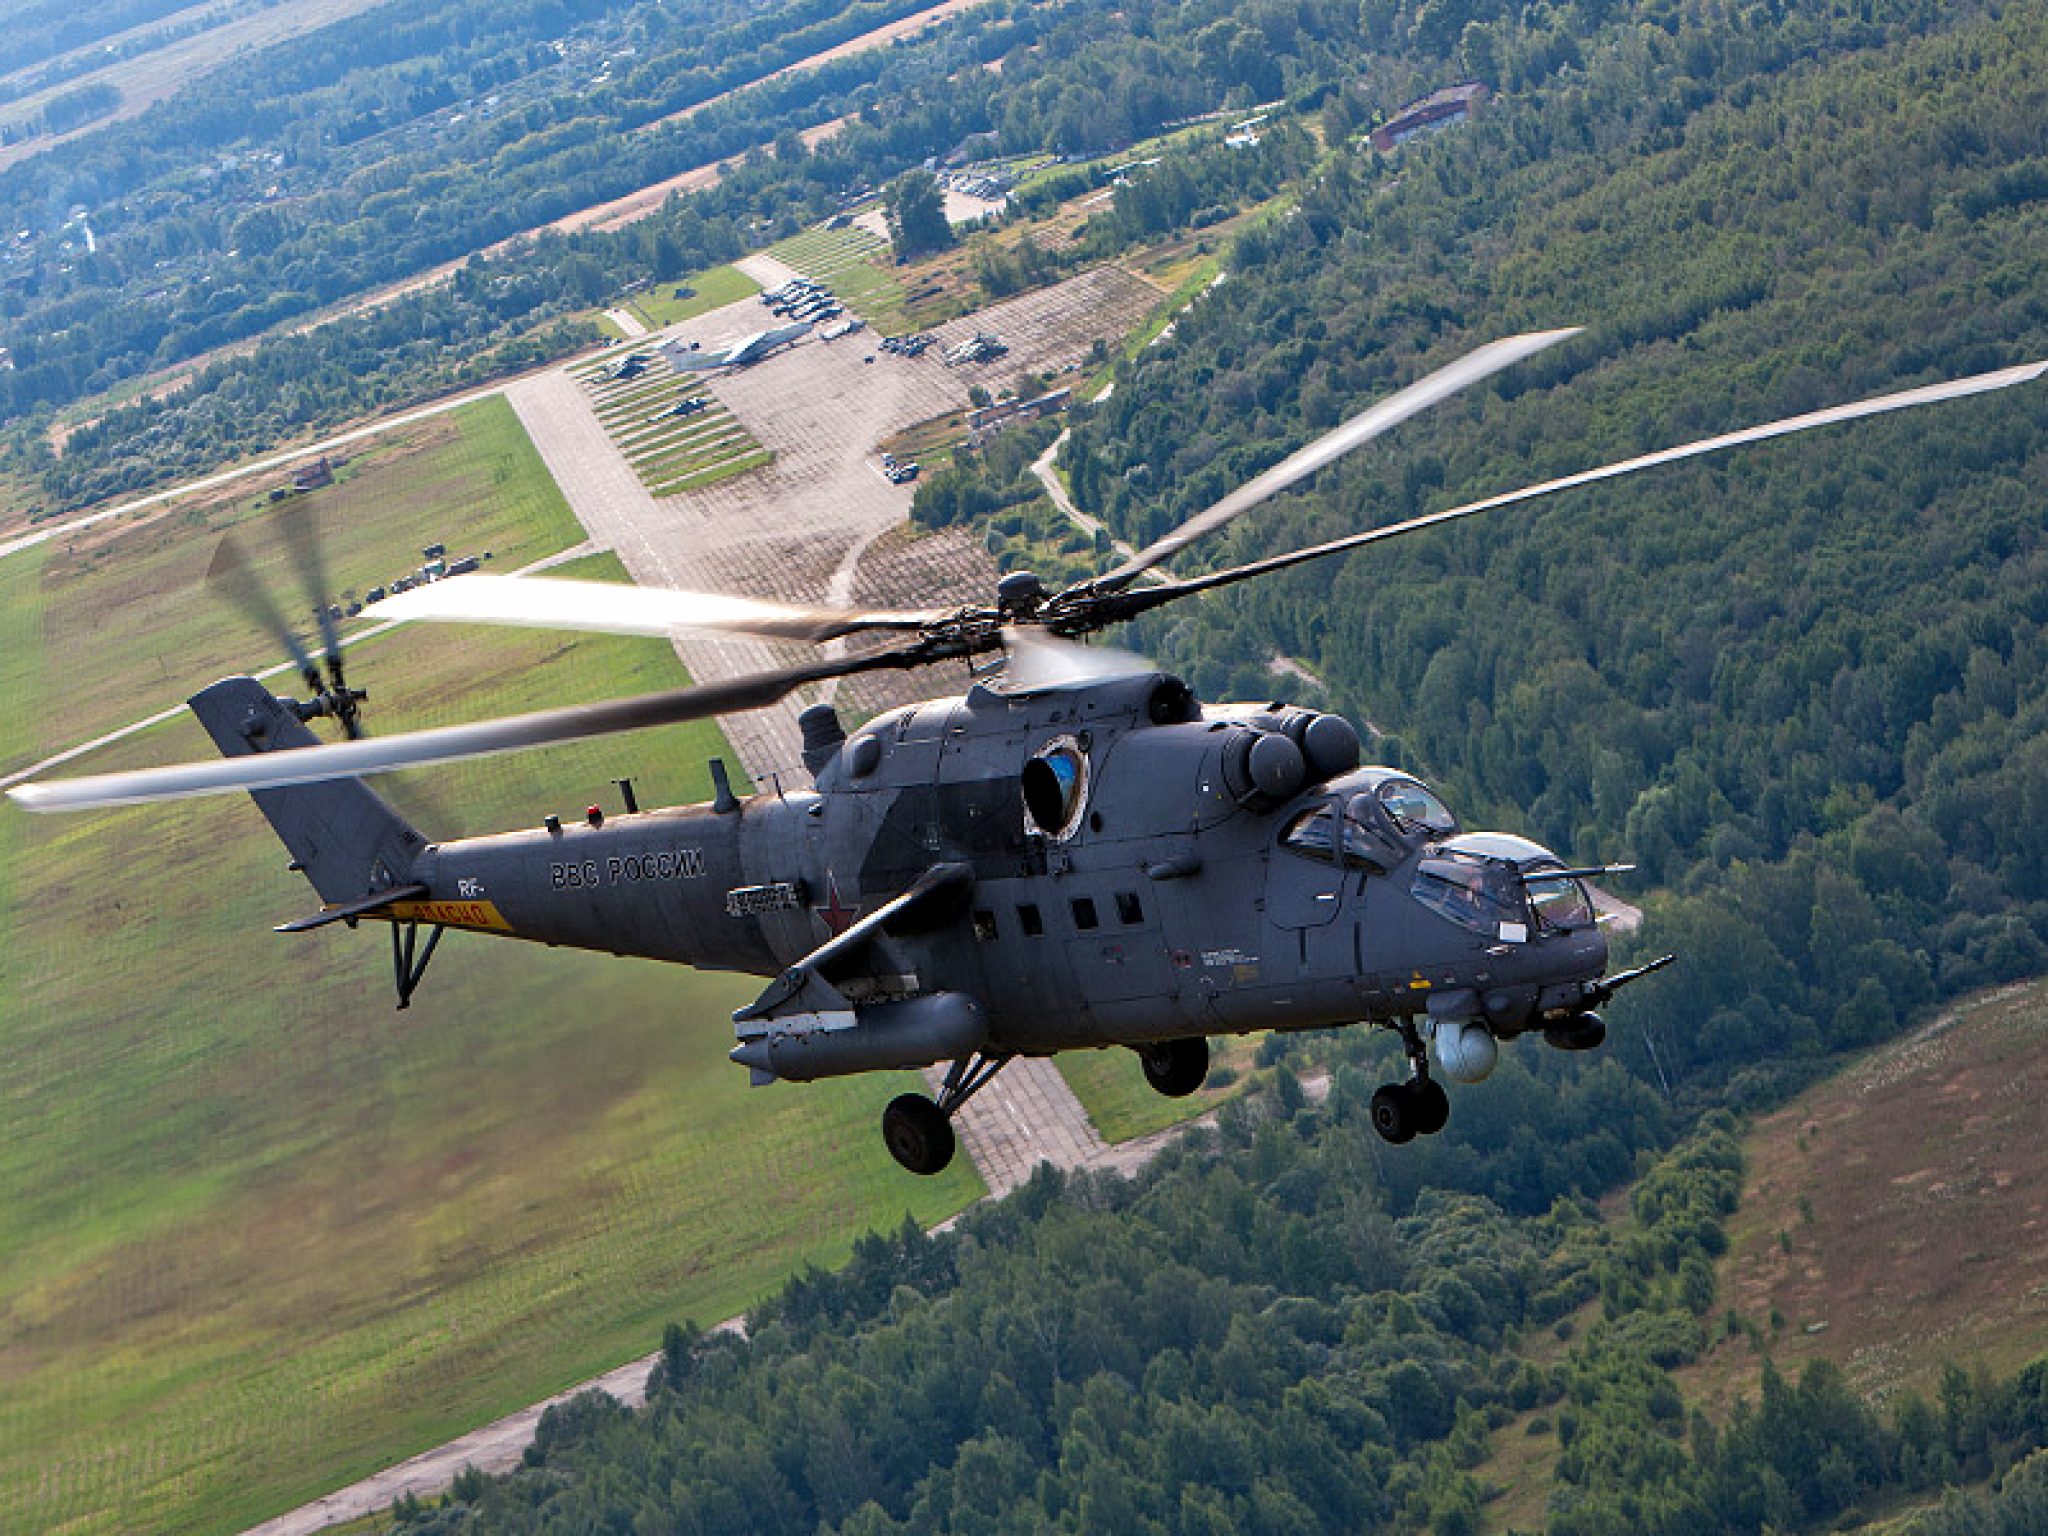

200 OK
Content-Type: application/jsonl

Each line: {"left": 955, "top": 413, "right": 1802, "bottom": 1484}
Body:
{"left": 1412, "top": 1077, "right": 1451, "bottom": 1136}
{"left": 1138, "top": 1037, "right": 1210, "bottom": 1098}
{"left": 882, "top": 1093, "right": 956, "bottom": 1176}
{"left": 1370, "top": 1083, "right": 1419, "bottom": 1145}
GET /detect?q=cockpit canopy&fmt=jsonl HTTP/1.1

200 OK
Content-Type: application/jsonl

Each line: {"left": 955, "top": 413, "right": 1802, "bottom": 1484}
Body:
{"left": 1279, "top": 771, "right": 1459, "bottom": 869}
{"left": 1415, "top": 833, "right": 1597, "bottom": 937}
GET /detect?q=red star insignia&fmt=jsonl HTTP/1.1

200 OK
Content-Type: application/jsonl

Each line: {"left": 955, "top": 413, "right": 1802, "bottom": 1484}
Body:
{"left": 815, "top": 873, "right": 860, "bottom": 937}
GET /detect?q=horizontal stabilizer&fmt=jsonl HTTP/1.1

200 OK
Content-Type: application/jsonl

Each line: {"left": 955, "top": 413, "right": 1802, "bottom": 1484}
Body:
{"left": 275, "top": 882, "right": 429, "bottom": 933}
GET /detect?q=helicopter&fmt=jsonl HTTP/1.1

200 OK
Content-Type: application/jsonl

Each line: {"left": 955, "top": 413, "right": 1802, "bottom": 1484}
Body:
{"left": 11, "top": 331, "right": 2044, "bottom": 1174}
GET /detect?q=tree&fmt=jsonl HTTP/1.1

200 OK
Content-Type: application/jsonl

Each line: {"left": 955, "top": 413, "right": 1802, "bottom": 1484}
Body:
{"left": 883, "top": 170, "right": 955, "bottom": 261}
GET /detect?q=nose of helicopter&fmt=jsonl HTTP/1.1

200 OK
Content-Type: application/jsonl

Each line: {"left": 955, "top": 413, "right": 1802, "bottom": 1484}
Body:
{"left": 1414, "top": 830, "right": 1611, "bottom": 991}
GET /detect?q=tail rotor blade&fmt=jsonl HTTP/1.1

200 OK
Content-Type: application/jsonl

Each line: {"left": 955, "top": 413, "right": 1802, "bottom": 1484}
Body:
{"left": 207, "top": 535, "right": 322, "bottom": 697}
{"left": 280, "top": 501, "right": 361, "bottom": 733}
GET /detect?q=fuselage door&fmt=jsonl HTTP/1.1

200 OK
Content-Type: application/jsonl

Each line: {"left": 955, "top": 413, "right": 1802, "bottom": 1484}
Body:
{"left": 1266, "top": 800, "right": 1347, "bottom": 928}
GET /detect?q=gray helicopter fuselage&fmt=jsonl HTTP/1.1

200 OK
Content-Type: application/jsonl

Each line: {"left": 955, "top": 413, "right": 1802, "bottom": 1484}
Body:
{"left": 404, "top": 671, "right": 1608, "bottom": 1059}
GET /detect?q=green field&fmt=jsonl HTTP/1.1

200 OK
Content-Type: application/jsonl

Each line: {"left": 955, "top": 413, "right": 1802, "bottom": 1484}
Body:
{"left": 625, "top": 263, "right": 760, "bottom": 330}
{"left": 9, "top": 397, "right": 588, "bottom": 767}
{"left": 1056, "top": 1036, "right": 1258, "bottom": 1143}
{"left": 0, "top": 404, "right": 979, "bottom": 1535}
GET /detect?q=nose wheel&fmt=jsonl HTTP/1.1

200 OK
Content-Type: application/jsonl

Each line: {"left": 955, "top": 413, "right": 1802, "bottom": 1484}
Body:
{"left": 1371, "top": 1020, "right": 1452, "bottom": 1145}
{"left": 1369, "top": 1077, "right": 1450, "bottom": 1143}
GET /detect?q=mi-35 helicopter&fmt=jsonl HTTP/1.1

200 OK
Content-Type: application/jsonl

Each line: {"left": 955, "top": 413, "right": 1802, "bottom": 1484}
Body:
{"left": 12, "top": 331, "right": 2045, "bottom": 1174}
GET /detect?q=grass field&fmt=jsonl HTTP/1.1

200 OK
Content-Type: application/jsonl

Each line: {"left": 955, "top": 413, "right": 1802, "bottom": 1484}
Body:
{"left": 768, "top": 223, "right": 908, "bottom": 328}
{"left": 0, "top": 404, "right": 979, "bottom": 1535}
{"left": 625, "top": 264, "right": 760, "bottom": 331}
{"left": 8, "top": 397, "right": 587, "bottom": 771}
{"left": 1676, "top": 977, "right": 2048, "bottom": 1416}
{"left": 1055, "top": 1035, "right": 1258, "bottom": 1143}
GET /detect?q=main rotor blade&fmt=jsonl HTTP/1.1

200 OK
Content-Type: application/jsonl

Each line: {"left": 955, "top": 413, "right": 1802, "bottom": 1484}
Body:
{"left": 1095, "top": 327, "right": 1580, "bottom": 590}
{"left": 1114, "top": 355, "right": 2048, "bottom": 614}
{"left": 376, "top": 574, "right": 941, "bottom": 643}
{"left": 207, "top": 535, "right": 322, "bottom": 695}
{"left": 7, "top": 647, "right": 933, "bottom": 812}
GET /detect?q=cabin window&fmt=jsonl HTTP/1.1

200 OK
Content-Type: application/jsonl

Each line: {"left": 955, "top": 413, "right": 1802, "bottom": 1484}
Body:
{"left": 1115, "top": 891, "right": 1144, "bottom": 925}
{"left": 973, "top": 909, "right": 998, "bottom": 942}
{"left": 1071, "top": 896, "right": 1099, "bottom": 931}
{"left": 1018, "top": 903, "right": 1044, "bottom": 937}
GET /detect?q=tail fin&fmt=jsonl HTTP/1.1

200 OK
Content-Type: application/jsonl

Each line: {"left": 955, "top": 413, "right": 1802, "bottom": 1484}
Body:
{"left": 189, "top": 677, "right": 428, "bottom": 905}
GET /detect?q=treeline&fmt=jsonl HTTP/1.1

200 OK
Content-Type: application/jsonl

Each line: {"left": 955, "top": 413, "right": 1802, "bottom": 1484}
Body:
{"left": 35, "top": 82, "right": 121, "bottom": 137}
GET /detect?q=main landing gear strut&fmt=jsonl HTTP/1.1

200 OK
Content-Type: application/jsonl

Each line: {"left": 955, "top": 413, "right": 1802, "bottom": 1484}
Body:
{"left": 1370, "top": 1018, "right": 1450, "bottom": 1145}
{"left": 882, "top": 1050, "right": 1013, "bottom": 1176}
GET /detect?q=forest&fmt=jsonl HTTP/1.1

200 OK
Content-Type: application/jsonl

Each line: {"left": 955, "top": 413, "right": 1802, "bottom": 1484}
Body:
{"left": 1046, "top": 0, "right": 2048, "bottom": 1123}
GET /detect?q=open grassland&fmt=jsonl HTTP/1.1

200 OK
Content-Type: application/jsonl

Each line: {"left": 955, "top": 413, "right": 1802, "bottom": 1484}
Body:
{"left": 625, "top": 264, "right": 760, "bottom": 331}
{"left": 0, "top": 412, "right": 979, "bottom": 1534}
{"left": 568, "top": 353, "right": 770, "bottom": 499}
{"left": 1055, "top": 1035, "right": 1258, "bottom": 1143}
{"left": 7, "top": 397, "right": 584, "bottom": 772}
{"left": 1678, "top": 978, "right": 2048, "bottom": 1416}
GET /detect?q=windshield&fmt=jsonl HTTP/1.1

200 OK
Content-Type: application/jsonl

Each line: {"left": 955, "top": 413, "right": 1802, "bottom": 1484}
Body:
{"left": 1526, "top": 872, "right": 1594, "bottom": 930}
{"left": 1378, "top": 778, "right": 1457, "bottom": 838}
{"left": 1412, "top": 852, "right": 1525, "bottom": 935}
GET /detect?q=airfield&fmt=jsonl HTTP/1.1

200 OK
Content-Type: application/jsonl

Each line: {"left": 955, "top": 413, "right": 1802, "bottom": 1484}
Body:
{"left": 0, "top": 233, "right": 1230, "bottom": 1535}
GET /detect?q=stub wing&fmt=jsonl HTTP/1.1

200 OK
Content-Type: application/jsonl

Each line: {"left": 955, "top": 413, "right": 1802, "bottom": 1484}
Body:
{"left": 730, "top": 864, "right": 982, "bottom": 1084}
